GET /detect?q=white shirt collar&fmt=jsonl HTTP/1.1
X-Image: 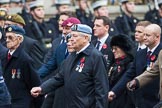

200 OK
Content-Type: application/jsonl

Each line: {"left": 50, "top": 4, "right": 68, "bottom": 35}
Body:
{"left": 97, "top": 33, "right": 109, "bottom": 51}
{"left": 138, "top": 44, "right": 146, "bottom": 50}
{"left": 147, "top": 43, "right": 159, "bottom": 55}
{"left": 76, "top": 43, "right": 90, "bottom": 54}
{"left": 8, "top": 50, "right": 15, "bottom": 56}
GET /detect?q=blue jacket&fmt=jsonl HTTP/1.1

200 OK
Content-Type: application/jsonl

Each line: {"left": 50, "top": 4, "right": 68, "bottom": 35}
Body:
{"left": 38, "top": 43, "right": 67, "bottom": 78}
{"left": 0, "top": 60, "right": 11, "bottom": 106}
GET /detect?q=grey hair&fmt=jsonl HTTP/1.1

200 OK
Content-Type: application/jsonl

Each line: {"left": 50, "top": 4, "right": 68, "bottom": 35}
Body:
{"left": 79, "top": 32, "right": 92, "bottom": 42}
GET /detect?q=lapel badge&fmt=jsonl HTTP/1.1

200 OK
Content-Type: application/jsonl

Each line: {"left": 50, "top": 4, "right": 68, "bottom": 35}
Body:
{"left": 8, "top": 27, "right": 12, "bottom": 32}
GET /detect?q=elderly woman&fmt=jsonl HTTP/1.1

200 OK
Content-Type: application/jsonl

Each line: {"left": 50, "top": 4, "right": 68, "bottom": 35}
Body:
{"left": 108, "top": 34, "right": 134, "bottom": 108}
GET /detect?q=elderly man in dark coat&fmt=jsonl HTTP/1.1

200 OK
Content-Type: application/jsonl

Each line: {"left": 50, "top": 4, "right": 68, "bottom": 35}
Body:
{"left": 31, "top": 24, "right": 109, "bottom": 108}
{"left": 1, "top": 25, "right": 41, "bottom": 108}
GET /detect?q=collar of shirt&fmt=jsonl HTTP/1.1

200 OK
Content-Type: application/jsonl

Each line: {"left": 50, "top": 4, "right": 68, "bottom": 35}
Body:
{"left": 147, "top": 43, "right": 159, "bottom": 55}
{"left": 97, "top": 34, "right": 109, "bottom": 51}
{"left": 138, "top": 44, "right": 146, "bottom": 50}
{"left": 8, "top": 50, "right": 15, "bottom": 56}
{"left": 76, "top": 43, "right": 90, "bottom": 54}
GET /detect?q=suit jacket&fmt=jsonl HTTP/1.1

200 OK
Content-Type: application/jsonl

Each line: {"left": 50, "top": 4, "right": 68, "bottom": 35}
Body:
{"left": 92, "top": 36, "right": 114, "bottom": 70}
{"left": 136, "top": 49, "right": 162, "bottom": 100}
{"left": 1, "top": 45, "right": 41, "bottom": 108}
{"left": 38, "top": 42, "right": 67, "bottom": 78}
{"left": 41, "top": 44, "right": 109, "bottom": 108}
{"left": 112, "top": 44, "right": 162, "bottom": 108}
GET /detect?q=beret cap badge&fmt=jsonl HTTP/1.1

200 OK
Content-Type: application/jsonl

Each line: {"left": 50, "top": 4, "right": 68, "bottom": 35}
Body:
{"left": 8, "top": 27, "right": 12, "bottom": 32}
{"left": 8, "top": 15, "right": 12, "bottom": 19}
{"left": 0, "top": 11, "right": 5, "bottom": 16}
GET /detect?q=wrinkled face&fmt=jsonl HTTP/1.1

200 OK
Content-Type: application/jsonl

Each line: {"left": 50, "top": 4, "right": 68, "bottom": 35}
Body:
{"left": 5, "top": 32, "right": 22, "bottom": 51}
{"left": 31, "top": 7, "right": 45, "bottom": 19}
{"left": 67, "top": 38, "right": 75, "bottom": 53}
{"left": 112, "top": 46, "right": 126, "bottom": 59}
{"left": 143, "top": 27, "right": 158, "bottom": 48}
{"left": 135, "top": 26, "right": 145, "bottom": 43}
{"left": 58, "top": 15, "right": 69, "bottom": 31}
{"left": 125, "top": 2, "right": 135, "bottom": 13}
{"left": 70, "top": 31, "right": 88, "bottom": 51}
{"left": 93, "top": 19, "right": 108, "bottom": 38}
{"left": 62, "top": 26, "right": 71, "bottom": 36}
{"left": 97, "top": 6, "right": 109, "bottom": 17}
{"left": 58, "top": 5, "right": 70, "bottom": 13}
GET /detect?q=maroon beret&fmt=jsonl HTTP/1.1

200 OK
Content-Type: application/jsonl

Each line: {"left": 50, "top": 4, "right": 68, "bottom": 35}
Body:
{"left": 62, "top": 17, "right": 81, "bottom": 27}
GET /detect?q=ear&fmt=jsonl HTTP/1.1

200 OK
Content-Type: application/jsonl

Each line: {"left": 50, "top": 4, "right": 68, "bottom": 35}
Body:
{"left": 18, "top": 36, "right": 23, "bottom": 43}
{"left": 105, "top": 25, "right": 109, "bottom": 30}
{"left": 30, "top": 10, "right": 34, "bottom": 15}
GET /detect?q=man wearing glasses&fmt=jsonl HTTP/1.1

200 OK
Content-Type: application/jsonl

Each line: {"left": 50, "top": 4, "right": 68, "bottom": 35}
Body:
{"left": 1, "top": 25, "right": 41, "bottom": 108}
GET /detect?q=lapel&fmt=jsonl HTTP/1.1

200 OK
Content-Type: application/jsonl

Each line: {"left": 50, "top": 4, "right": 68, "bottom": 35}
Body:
{"left": 100, "top": 36, "right": 111, "bottom": 53}
{"left": 135, "top": 48, "right": 147, "bottom": 74}
{"left": 58, "top": 43, "right": 67, "bottom": 59}
{"left": 3, "top": 45, "right": 22, "bottom": 70}
{"left": 151, "top": 43, "right": 162, "bottom": 60}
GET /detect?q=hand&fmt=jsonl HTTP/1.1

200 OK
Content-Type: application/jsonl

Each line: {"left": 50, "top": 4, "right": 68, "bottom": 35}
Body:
{"left": 127, "top": 79, "right": 137, "bottom": 91}
{"left": 108, "top": 91, "right": 116, "bottom": 102}
{"left": 31, "top": 87, "right": 42, "bottom": 97}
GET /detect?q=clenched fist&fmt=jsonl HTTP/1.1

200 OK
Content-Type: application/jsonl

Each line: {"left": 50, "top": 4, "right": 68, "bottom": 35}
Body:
{"left": 108, "top": 91, "right": 116, "bottom": 102}
{"left": 127, "top": 79, "right": 137, "bottom": 91}
{"left": 30, "top": 87, "right": 42, "bottom": 97}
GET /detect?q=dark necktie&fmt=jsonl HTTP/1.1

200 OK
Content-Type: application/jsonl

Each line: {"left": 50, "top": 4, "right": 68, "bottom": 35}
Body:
{"left": 61, "top": 37, "right": 65, "bottom": 44}
{"left": 7, "top": 53, "right": 11, "bottom": 61}
{"left": 65, "top": 49, "right": 69, "bottom": 58}
{"left": 96, "top": 41, "right": 101, "bottom": 50}
{"left": 147, "top": 51, "right": 152, "bottom": 59}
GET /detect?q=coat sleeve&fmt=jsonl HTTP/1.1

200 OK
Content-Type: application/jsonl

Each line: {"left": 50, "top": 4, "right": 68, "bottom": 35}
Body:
{"left": 23, "top": 58, "right": 41, "bottom": 90}
{"left": 38, "top": 49, "right": 58, "bottom": 78}
{"left": 40, "top": 61, "right": 65, "bottom": 94}
{"left": 136, "top": 54, "right": 160, "bottom": 88}
{"left": 111, "top": 60, "right": 136, "bottom": 97}
{"left": 93, "top": 53, "right": 109, "bottom": 108}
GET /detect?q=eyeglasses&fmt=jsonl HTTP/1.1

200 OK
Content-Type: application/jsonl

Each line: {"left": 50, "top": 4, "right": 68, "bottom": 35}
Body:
{"left": 5, "top": 35, "right": 18, "bottom": 41}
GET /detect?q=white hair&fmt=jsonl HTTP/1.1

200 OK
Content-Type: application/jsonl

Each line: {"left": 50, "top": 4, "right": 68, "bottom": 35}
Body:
{"left": 79, "top": 32, "right": 92, "bottom": 42}
{"left": 15, "top": 33, "right": 24, "bottom": 43}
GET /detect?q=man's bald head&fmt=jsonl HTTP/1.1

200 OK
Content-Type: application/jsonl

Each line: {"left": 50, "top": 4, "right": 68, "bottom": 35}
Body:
{"left": 145, "top": 24, "right": 161, "bottom": 37}
{"left": 144, "top": 24, "right": 161, "bottom": 49}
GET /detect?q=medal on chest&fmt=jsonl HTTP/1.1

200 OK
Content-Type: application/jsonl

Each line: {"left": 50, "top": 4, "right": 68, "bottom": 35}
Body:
{"left": 75, "top": 57, "right": 85, "bottom": 73}
{"left": 11, "top": 69, "right": 21, "bottom": 79}
{"left": 12, "top": 69, "right": 16, "bottom": 79}
{"left": 146, "top": 55, "right": 156, "bottom": 71}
